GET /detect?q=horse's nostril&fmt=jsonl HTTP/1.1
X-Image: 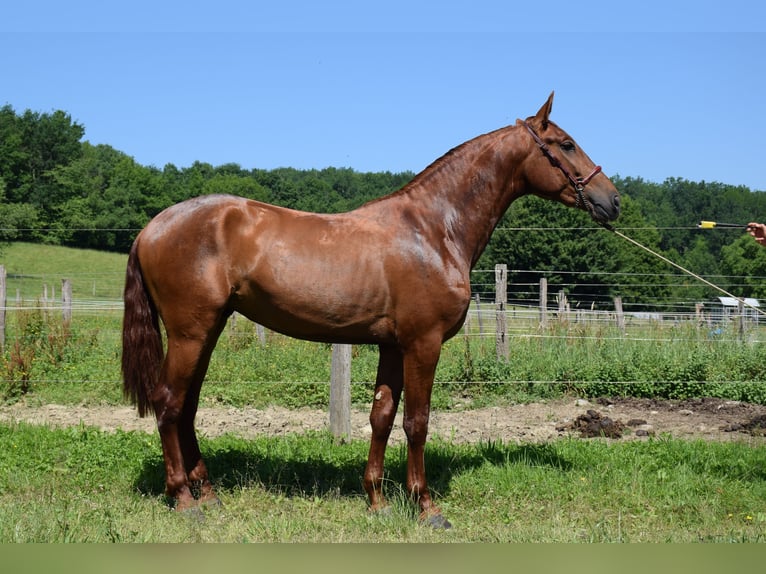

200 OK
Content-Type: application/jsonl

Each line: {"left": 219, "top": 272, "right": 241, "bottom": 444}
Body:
{"left": 613, "top": 194, "right": 621, "bottom": 208}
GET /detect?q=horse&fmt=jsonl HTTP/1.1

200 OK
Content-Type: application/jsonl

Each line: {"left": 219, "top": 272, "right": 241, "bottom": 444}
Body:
{"left": 122, "top": 92, "right": 620, "bottom": 529}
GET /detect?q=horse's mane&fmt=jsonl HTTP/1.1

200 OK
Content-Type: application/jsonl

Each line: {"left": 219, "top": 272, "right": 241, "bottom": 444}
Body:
{"left": 361, "top": 124, "right": 515, "bottom": 208}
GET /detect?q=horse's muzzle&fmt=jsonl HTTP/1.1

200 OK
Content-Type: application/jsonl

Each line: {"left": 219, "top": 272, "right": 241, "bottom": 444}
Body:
{"left": 589, "top": 191, "right": 621, "bottom": 223}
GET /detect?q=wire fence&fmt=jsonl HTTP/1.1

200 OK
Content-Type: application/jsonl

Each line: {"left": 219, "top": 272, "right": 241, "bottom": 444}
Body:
{"left": 4, "top": 232, "right": 766, "bottom": 436}
{"left": 1, "top": 265, "right": 764, "bottom": 333}
{"left": 2, "top": 294, "right": 764, "bottom": 399}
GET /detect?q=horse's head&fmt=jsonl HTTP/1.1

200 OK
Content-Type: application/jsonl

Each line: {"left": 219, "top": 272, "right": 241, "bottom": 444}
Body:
{"left": 518, "top": 92, "right": 620, "bottom": 224}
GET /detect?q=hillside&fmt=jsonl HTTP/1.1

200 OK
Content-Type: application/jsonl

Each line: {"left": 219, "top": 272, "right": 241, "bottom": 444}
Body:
{"left": 0, "top": 242, "right": 127, "bottom": 301}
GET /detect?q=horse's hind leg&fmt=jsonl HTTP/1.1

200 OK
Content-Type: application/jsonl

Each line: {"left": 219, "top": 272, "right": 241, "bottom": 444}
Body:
{"left": 179, "top": 341, "right": 222, "bottom": 507}
{"left": 363, "top": 345, "right": 404, "bottom": 513}
{"left": 154, "top": 320, "right": 225, "bottom": 510}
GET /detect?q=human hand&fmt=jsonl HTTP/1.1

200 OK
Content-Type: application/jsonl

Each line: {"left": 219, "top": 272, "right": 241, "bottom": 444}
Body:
{"left": 747, "top": 222, "right": 766, "bottom": 246}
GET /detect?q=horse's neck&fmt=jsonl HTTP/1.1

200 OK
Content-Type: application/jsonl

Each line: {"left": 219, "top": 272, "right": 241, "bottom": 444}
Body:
{"left": 391, "top": 126, "right": 526, "bottom": 269}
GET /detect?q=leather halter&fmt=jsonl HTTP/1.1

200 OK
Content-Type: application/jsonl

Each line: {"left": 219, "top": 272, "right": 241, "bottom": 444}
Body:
{"left": 523, "top": 120, "right": 602, "bottom": 210}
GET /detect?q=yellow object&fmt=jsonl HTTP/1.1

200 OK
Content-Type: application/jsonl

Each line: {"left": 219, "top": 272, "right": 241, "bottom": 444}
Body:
{"left": 697, "top": 220, "right": 746, "bottom": 229}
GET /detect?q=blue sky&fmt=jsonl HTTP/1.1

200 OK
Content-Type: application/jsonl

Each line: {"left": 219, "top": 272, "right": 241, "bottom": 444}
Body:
{"left": 3, "top": 2, "right": 766, "bottom": 190}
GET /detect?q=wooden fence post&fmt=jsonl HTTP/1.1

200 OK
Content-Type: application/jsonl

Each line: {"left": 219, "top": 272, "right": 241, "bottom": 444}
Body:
{"left": 255, "top": 323, "right": 266, "bottom": 345}
{"left": 737, "top": 298, "right": 745, "bottom": 342}
{"left": 539, "top": 277, "right": 548, "bottom": 329}
{"left": 613, "top": 296, "right": 625, "bottom": 334}
{"left": 695, "top": 303, "right": 705, "bottom": 330}
{"left": 330, "top": 343, "right": 352, "bottom": 441}
{"left": 474, "top": 294, "right": 483, "bottom": 335}
{"left": 557, "top": 290, "right": 568, "bottom": 323}
{"left": 62, "top": 278, "right": 72, "bottom": 325}
{"left": 463, "top": 300, "right": 472, "bottom": 335}
{"left": 495, "top": 264, "right": 509, "bottom": 361}
{"left": 0, "top": 265, "right": 6, "bottom": 352}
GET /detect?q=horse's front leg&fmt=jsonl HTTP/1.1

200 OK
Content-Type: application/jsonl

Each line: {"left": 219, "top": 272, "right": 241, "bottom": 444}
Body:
{"left": 402, "top": 338, "right": 452, "bottom": 529}
{"left": 363, "top": 345, "right": 404, "bottom": 513}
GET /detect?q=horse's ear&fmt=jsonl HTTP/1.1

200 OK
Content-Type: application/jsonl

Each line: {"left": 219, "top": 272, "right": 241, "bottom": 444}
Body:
{"left": 533, "top": 91, "right": 555, "bottom": 129}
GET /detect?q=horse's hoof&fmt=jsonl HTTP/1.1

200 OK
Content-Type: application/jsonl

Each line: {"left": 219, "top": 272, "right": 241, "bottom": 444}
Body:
{"left": 422, "top": 513, "right": 452, "bottom": 530}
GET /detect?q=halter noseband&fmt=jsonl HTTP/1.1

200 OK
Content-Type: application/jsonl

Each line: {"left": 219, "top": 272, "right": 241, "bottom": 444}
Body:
{"left": 523, "top": 120, "right": 602, "bottom": 210}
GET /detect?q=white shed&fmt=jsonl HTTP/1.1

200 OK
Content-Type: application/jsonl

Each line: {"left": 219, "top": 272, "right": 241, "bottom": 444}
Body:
{"left": 713, "top": 296, "right": 760, "bottom": 324}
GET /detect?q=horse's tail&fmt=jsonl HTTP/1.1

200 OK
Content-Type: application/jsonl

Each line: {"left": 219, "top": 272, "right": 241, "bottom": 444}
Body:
{"left": 121, "top": 240, "right": 163, "bottom": 418}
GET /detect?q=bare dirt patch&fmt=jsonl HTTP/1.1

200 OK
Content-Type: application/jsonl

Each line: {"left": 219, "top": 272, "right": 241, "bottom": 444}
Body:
{"left": 2, "top": 396, "right": 766, "bottom": 444}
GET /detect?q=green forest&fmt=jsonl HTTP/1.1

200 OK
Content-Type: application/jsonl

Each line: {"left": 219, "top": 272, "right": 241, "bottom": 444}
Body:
{"left": 3, "top": 104, "right": 766, "bottom": 307}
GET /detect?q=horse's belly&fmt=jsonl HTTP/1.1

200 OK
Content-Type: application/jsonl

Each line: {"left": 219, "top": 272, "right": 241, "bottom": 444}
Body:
{"left": 233, "top": 280, "right": 394, "bottom": 344}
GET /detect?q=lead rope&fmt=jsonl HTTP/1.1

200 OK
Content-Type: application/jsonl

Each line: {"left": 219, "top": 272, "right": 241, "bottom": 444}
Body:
{"left": 600, "top": 223, "right": 766, "bottom": 318}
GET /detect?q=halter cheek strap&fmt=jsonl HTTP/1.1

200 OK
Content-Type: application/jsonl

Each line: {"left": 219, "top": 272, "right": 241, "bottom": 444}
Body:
{"left": 522, "top": 121, "right": 602, "bottom": 208}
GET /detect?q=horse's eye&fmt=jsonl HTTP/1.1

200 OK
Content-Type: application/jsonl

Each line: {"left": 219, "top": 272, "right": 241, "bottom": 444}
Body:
{"left": 560, "top": 141, "right": 576, "bottom": 152}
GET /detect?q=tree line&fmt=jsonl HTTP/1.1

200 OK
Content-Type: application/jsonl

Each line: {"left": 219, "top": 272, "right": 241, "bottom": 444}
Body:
{"left": 3, "top": 104, "right": 766, "bottom": 305}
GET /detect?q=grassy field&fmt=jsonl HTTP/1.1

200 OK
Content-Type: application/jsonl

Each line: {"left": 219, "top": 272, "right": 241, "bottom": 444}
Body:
{"left": 1, "top": 420, "right": 765, "bottom": 542}
{"left": 4, "top": 241, "right": 766, "bottom": 407}
{"left": 0, "top": 242, "right": 127, "bottom": 301}
{"left": 2, "top": 242, "right": 766, "bottom": 543}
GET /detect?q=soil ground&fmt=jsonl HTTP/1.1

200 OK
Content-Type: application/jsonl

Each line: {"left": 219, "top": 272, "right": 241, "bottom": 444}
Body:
{"left": 2, "top": 396, "right": 766, "bottom": 444}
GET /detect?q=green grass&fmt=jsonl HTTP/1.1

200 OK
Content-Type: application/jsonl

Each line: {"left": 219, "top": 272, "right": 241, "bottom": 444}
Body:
{"left": 3, "top": 240, "right": 766, "bottom": 409}
{"left": 6, "top": 308, "right": 766, "bottom": 409}
{"left": 0, "top": 242, "right": 126, "bottom": 300}
{"left": 1, "top": 421, "right": 764, "bottom": 542}
{"left": 4, "top": 242, "right": 766, "bottom": 543}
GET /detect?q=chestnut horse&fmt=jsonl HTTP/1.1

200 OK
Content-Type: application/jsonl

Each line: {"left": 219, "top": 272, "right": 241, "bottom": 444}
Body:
{"left": 122, "top": 93, "right": 620, "bottom": 528}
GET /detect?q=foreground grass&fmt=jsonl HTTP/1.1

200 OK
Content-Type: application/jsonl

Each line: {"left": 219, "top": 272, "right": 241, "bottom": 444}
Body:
{"left": 1, "top": 421, "right": 765, "bottom": 542}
